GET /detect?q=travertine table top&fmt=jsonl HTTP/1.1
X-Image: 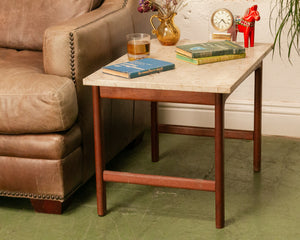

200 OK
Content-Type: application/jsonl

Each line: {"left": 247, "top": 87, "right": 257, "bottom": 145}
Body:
{"left": 83, "top": 39, "right": 273, "bottom": 94}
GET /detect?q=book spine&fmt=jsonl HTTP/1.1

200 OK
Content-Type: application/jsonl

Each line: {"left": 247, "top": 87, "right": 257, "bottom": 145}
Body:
{"left": 198, "top": 53, "right": 245, "bottom": 64}
{"left": 176, "top": 54, "right": 199, "bottom": 64}
{"left": 129, "top": 65, "right": 175, "bottom": 78}
{"left": 192, "top": 48, "right": 244, "bottom": 58}
{"left": 176, "top": 53, "right": 246, "bottom": 65}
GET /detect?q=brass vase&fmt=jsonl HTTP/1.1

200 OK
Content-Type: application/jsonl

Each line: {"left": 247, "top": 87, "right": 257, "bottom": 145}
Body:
{"left": 150, "top": 13, "right": 180, "bottom": 46}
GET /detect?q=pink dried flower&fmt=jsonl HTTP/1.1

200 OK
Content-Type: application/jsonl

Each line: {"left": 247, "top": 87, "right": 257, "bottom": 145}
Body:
{"left": 138, "top": 0, "right": 158, "bottom": 13}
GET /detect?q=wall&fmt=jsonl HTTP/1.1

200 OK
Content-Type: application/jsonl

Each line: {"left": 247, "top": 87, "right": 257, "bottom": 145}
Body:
{"left": 158, "top": 0, "right": 300, "bottom": 138}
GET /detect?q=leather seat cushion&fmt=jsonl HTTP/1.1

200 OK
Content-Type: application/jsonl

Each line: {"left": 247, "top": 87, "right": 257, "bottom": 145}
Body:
{"left": 0, "top": 0, "right": 104, "bottom": 50}
{"left": 0, "top": 48, "right": 78, "bottom": 134}
{"left": 0, "top": 125, "right": 81, "bottom": 159}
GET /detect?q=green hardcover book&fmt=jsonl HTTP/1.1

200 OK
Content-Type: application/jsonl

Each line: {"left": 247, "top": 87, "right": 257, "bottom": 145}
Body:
{"left": 176, "top": 52, "right": 246, "bottom": 65}
{"left": 176, "top": 40, "right": 245, "bottom": 58}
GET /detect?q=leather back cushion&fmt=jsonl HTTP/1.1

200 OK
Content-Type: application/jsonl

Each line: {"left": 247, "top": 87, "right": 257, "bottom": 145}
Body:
{"left": 0, "top": 0, "right": 103, "bottom": 50}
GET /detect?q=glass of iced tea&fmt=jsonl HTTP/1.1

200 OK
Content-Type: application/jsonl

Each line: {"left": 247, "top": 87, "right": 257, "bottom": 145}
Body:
{"left": 126, "top": 33, "right": 150, "bottom": 61}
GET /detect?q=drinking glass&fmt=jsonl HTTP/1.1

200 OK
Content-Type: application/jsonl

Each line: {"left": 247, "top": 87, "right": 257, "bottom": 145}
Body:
{"left": 126, "top": 33, "right": 150, "bottom": 61}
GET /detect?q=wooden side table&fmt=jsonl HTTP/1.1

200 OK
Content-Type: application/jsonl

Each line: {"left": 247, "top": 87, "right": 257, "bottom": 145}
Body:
{"left": 83, "top": 40, "right": 273, "bottom": 228}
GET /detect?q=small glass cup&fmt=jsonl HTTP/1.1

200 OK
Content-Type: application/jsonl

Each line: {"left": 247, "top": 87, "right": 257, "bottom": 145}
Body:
{"left": 126, "top": 33, "right": 151, "bottom": 61}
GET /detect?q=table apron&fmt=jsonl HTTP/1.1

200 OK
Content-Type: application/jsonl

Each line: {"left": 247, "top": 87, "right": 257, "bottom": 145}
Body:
{"left": 99, "top": 86, "right": 221, "bottom": 105}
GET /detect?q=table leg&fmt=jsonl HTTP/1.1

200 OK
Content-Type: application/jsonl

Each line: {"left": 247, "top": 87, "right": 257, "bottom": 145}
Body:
{"left": 254, "top": 63, "right": 262, "bottom": 172}
{"left": 92, "top": 86, "right": 106, "bottom": 216}
{"left": 215, "top": 94, "right": 225, "bottom": 228}
{"left": 151, "top": 101, "right": 159, "bottom": 162}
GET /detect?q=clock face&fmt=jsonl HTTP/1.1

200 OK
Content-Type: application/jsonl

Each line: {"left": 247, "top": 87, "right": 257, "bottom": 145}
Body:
{"left": 211, "top": 9, "right": 234, "bottom": 32}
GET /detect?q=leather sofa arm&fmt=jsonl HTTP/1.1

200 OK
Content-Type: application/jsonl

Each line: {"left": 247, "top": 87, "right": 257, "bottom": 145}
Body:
{"left": 43, "top": 0, "right": 152, "bottom": 83}
{"left": 43, "top": 0, "right": 152, "bottom": 182}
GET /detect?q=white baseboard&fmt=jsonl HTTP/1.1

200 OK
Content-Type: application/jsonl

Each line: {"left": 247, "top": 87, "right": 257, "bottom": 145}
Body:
{"left": 158, "top": 100, "right": 300, "bottom": 138}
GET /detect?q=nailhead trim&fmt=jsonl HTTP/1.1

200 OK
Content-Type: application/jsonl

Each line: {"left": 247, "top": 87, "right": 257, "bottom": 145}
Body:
{"left": 69, "top": 32, "right": 76, "bottom": 85}
{"left": 0, "top": 191, "right": 63, "bottom": 201}
{"left": 122, "top": 0, "right": 129, "bottom": 8}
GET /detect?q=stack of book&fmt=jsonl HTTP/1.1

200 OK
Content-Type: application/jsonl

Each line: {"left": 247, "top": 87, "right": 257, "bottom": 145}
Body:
{"left": 176, "top": 40, "right": 246, "bottom": 65}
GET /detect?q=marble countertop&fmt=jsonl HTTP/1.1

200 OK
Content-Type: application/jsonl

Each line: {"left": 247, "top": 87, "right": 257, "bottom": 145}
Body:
{"left": 83, "top": 39, "right": 273, "bottom": 94}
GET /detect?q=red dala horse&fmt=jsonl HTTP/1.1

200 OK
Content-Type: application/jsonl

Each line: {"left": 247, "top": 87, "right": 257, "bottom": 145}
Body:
{"left": 235, "top": 5, "right": 260, "bottom": 48}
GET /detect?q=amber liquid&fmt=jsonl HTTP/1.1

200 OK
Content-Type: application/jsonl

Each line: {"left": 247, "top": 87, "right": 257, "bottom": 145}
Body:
{"left": 127, "top": 40, "right": 150, "bottom": 61}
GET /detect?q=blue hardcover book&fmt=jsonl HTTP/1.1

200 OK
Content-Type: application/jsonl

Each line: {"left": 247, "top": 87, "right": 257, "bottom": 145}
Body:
{"left": 102, "top": 58, "right": 175, "bottom": 78}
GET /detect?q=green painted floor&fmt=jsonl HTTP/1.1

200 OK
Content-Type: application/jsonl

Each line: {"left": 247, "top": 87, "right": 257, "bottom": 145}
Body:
{"left": 1, "top": 131, "right": 300, "bottom": 239}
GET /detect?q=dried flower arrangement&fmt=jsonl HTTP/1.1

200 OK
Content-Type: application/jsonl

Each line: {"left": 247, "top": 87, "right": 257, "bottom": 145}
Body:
{"left": 138, "top": 0, "right": 188, "bottom": 16}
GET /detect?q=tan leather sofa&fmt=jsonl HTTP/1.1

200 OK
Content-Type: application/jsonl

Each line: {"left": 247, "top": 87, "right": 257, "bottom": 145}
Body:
{"left": 0, "top": 0, "right": 151, "bottom": 213}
